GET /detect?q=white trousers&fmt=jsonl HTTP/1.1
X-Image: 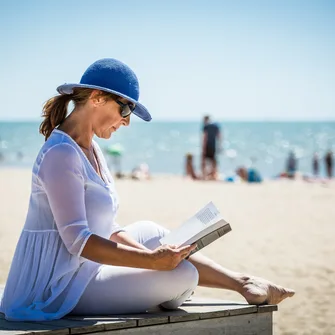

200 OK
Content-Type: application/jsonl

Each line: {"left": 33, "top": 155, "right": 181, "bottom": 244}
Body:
{"left": 71, "top": 221, "right": 199, "bottom": 315}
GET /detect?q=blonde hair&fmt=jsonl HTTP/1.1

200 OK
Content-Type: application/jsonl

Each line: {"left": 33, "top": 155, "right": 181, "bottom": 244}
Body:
{"left": 39, "top": 88, "right": 119, "bottom": 140}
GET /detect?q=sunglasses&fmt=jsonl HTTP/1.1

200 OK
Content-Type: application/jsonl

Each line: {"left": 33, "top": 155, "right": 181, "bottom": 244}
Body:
{"left": 116, "top": 100, "right": 136, "bottom": 118}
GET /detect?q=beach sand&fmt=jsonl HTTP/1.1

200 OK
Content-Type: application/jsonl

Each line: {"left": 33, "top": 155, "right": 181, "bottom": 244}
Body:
{"left": 0, "top": 168, "right": 334, "bottom": 334}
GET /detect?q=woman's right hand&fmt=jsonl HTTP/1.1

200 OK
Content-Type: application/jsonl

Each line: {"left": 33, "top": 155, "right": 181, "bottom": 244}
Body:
{"left": 149, "top": 244, "right": 197, "bottom": 271}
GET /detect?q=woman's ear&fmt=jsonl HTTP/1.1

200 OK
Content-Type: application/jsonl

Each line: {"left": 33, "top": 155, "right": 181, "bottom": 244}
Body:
{"left": 90, "top": 90, "right": 105, "bottom": 106}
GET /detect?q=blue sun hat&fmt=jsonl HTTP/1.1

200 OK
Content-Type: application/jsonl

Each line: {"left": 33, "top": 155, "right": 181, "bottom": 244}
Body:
{"left": 57, "top": 58, "right": 151, "bottom": 122}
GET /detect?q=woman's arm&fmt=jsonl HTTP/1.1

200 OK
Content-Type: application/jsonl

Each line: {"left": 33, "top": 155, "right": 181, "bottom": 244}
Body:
{"left": 82, "top": 234, "right": 152, "bottom": 268}
{"left": 82, "top": 234, "right": 196, "bottom": 271}
{"left": 110, "top": 231, "right": 150, "bottom": 251}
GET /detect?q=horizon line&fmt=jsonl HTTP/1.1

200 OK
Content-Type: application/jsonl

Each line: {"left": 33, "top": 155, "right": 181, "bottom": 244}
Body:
{"left": 0, "top": 118, "right": 335, "bottom": 123}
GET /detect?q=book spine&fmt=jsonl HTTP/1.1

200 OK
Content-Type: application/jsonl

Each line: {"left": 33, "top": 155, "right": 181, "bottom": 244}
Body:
{"left": 188, "top": 224, "right": 232, "bottom": 256}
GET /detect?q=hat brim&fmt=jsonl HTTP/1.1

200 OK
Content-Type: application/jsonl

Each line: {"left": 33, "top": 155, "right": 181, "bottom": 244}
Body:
{"left": 57, "top": 83, "right": 152, "bottom": 122}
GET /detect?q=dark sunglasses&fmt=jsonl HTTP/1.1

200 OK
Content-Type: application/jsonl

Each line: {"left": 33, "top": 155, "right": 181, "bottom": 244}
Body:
{"left": 116, "top": 100, "right": 135, "bottom": 118}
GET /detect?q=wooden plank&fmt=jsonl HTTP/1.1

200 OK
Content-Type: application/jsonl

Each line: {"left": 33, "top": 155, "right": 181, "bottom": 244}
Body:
{"left": 81, "top": 312, "right": 273, "bottom": 335}
{"left": 37, "top": 318, "right": 105, "bottom": 335}
{"left": 36, "top": 319, "right": 99, "bottom": 331}
{"left": 0, "top": 316, "right": 68, "bottom": 335}
{"left": 106, "top": 313, "right": 169, "bottom": 327}
{"left": 257, "top": 305, "right": 278, "bottom": 313}
{"left": 183, "top": 297, "right": 254, "bottom": 307}
{"left": 1, "top": 311, "right": 69, "bottom": 334}
{"left": 169, "top": 312, "right": 200, "bottom": 323}
{"left": 64, "top": 316, "right": 137, "bottom": 333}
{"left": 137, "top": 316, "right": 168, "bottom": 327}
{"left": 177, "top": 299, "right": 258, "bottom": 320}
{"left": 0, "top": 320, "right": 70, "bottom": 335}
{"left": 0, "top": 330, "right": 32, "bottom": 335}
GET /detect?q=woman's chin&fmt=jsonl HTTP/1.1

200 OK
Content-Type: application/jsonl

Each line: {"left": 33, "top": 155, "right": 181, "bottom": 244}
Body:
{"left": 97, "top": 129, "right": 114, "bottom": 139}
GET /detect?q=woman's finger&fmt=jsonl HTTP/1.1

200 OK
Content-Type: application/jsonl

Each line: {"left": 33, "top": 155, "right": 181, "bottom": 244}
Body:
{"left": 183, "top": 252, "right": 191, "bottom": 259}
{"left": 178, "top": 244, "right": 196, "bottom": 253}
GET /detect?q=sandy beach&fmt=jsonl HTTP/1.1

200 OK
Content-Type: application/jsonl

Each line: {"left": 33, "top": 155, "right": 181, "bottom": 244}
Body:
{"left": 0, "top": 168, "right": 334, "bottom": 334}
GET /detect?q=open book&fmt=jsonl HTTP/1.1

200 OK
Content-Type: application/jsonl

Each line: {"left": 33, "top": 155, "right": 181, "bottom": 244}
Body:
{"left": 160, "top": 202, "right": 231, "bottom": 256}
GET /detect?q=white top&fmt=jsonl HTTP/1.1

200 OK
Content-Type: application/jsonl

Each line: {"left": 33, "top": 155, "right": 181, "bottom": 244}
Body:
{"left": 0, "top": 129, "right": 124, "bottom": 321}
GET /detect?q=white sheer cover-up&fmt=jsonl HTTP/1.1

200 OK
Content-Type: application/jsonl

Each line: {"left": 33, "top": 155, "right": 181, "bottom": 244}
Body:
{"left": 0, "top": 129, "right": 124, "bottom": 321}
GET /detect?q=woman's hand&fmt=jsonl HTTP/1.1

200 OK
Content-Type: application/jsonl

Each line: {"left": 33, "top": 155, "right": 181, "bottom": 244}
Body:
{"left": 150, "top": 244, "right": 197, "bottom": 271}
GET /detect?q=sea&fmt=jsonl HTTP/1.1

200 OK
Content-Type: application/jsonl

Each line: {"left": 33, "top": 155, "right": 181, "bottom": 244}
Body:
{"left": 0, "top": 121, "right": 334, "bottom": 178}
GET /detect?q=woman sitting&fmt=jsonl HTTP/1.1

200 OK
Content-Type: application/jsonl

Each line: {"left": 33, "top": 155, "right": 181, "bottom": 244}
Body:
{"left": 0, "top": 58, "right": 293, "bottom": 321}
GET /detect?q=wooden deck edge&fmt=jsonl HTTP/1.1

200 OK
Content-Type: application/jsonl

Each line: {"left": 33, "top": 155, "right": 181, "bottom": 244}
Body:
{"left": 0, "top": 286, "right": 278, "bottom": 335}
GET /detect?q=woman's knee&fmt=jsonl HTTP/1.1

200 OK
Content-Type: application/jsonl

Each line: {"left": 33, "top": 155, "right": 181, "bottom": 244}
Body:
{"left": 160, "top": 261, "right": 198, "bottom": 310}
{"left": 141, "top": 221, "right": 170, "bottom": 236}
{"left": 123, "top": 220, "right": 170, "bottom": 249}
{"left": 173, "top": 260, "right": 199, "bottom": 290}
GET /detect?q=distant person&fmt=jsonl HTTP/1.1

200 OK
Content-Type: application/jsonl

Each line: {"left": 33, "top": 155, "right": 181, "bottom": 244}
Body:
{"left": 324, "top": 150, "right": 333, "bottom": 179}
{"left": 0, "top": 136, "right": 3, "bottom": 163}
{"left": 312, "top": 152, "right": 319, "bottom": 177}
{"left": 236, "top": 166, "right": 262, "bottom": 183}
{"left": 17, "top": 151, "right": 24, "bottom": 161}
{"left": 185, "top": 153, "right": 199, "bottom": 180}
{"left": 286, "top": 151, "right": 298, "bottom": 179}
{"left": 131, "top": 163, "right": 151, "bottom": 181}
{"left": 201, "top": 115, "right": 222, "bottom": 180}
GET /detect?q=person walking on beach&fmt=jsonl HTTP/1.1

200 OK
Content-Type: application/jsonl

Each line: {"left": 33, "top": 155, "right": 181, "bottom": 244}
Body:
{"left": 324, "top": 150, "right": 333, "bottom": 179}
{"left": 201, "top": 115, "right": 222, "bottom": 180}
{"left": 0, "top": 58, "right": 294, "bottom": 322}
{"left": 312, "top": 152, "right": 319, "bottom": 177}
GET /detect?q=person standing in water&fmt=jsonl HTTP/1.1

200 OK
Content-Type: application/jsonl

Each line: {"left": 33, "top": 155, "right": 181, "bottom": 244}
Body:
{"left": 324, "top": 150, "right": 333, "bottom": 179}
{"left": 312, "top": 152, "right": 319, "bottom": 177}
{"left": 201, "top": 115, "right": 222, "bottom": 180}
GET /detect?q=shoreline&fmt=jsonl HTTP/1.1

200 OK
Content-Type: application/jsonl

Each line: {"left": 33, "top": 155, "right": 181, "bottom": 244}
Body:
{"left": 1, "top": 166, "right": 333, "bottom": 182}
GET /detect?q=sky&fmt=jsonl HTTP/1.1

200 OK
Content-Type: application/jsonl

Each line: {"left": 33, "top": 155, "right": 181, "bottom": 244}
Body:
{"left": 0, "top": 0, "right": 334, "bottom": 121}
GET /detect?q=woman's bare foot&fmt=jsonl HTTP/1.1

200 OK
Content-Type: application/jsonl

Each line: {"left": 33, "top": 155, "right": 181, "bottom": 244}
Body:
{"left": 239, "top": 276, "right": 295, "bottom": 305}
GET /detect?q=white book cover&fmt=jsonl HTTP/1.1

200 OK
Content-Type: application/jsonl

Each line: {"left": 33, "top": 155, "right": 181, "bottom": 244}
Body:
{"left": 160, "top": 202, "right": 231, "bottom": 254}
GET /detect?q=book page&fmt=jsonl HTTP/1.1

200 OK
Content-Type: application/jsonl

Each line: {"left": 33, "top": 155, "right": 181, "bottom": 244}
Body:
{"left": 160, "top": 202, "right": 226, "bottom": 247}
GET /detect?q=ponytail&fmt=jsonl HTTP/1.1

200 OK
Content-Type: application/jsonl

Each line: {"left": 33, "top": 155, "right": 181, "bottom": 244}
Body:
{"left": 39, "top": 88, "right": 119, "bottom": 141}
{"left": 39, "top": 94, "right": 72, "bottom": 141}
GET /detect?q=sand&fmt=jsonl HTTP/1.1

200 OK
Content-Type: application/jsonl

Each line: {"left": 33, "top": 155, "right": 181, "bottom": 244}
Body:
{"left": 0, "top": 168, "right": 334, "bottom": 334}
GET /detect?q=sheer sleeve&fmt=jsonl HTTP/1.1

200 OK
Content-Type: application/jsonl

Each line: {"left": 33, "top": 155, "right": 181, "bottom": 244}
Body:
{"left": 38, "top": 143, "right": 92, "bottom": 256}
{"left": 92, "top": 141, "right": 125, "bottom": 236}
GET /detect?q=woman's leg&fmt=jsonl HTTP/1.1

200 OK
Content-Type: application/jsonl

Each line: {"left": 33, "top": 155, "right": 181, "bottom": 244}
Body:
{"left": 125, "top": 221, "right": 295, "bottom": 305}
{"left": 188, "top": 253, "right": 295, "bottom": 305}
{"left": 71, "top": 221, "right": 198, "bottom": 315}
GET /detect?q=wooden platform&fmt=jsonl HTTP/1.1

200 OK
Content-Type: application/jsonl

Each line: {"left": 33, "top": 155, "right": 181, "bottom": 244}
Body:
{"left": 0, "top": 287, "right": 277, "bottom": 335}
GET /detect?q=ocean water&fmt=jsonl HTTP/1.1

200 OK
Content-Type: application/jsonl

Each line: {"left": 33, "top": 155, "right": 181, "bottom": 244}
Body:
{"left": 0, "top": 121, "right": 334, "bottom": 178}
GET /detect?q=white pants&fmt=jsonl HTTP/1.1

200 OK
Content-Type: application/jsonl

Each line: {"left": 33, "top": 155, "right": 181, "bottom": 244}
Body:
{"left": 71, "top": 221, "right": 199, "bottom": 315}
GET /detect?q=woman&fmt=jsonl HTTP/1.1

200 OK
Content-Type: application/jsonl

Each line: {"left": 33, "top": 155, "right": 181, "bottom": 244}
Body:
{"left": 185, "top": 153, "right": 199, "bottom": 180}
{"left": 0, "top": 58, "right": 294, "bottom": 321}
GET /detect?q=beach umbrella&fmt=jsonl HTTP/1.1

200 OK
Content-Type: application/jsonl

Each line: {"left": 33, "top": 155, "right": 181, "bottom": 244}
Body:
{"left": 106, "top": 143, "right": 124, "bottom": 157}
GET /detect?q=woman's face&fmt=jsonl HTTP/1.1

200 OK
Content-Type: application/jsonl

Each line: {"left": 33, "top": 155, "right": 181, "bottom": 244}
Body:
{"left": 91, "top": 92, "right": 131, "bottom": 139}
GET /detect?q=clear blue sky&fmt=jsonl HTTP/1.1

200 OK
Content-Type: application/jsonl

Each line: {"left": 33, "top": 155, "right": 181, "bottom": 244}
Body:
{"left": 0, "top": 0, "right": 334, "bottom": 121}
